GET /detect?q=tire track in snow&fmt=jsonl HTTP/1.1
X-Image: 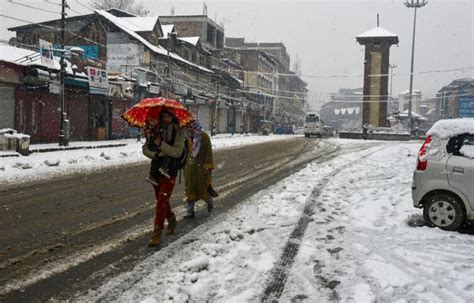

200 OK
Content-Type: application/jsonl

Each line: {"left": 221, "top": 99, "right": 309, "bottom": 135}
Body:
{"left": 261, "top": 144, "right": 390, "bottom": 302}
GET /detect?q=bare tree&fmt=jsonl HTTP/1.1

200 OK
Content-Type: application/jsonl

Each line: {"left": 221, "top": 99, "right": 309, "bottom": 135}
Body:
{"left": 90, "top": 0, "right": 148, "bottom": 16}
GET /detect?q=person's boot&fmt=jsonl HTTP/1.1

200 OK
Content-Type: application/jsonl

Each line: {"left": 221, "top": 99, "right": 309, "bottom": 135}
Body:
{"left": 206, "top": 197, "right": 214, "bottom": 213}
{"left": 148, "top": 225, "right": 161, "bottom": 247}
{"left": 167, "top": 214, "right": 177, "bottom": 235}
{"left": 184, "top": 201, "right": 195, "bottom": 219}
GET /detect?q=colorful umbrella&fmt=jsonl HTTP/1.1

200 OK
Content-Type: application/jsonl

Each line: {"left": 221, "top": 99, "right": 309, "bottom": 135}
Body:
{"left": 122, "top": 97, "right": 195, "bottom": 128}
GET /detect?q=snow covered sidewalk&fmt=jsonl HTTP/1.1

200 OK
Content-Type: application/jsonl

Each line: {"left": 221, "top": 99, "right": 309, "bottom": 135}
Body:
{"left": 0, "top": 134, "right": 297, "bottom": 187}
{"left": 73, "top": 140, "right": 474, "bottom": 302}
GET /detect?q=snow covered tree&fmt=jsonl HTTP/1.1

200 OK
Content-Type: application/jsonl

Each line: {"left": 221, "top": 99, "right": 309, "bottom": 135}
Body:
{"left": 89, "top": 0, "right": 148, "bottom": 16}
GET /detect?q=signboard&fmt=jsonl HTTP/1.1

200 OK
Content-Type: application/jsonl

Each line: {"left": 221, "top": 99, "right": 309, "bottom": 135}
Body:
{"left": 53, "top": 45, "right": 99, "bottom": 60}
{"left": 174, "top": 83, "right": 188, "bottom": 96}
{"left": 148, "top": 84, "right": 161, "bottom": 95}
{"left": 107, "top": 43, "right": 141, "bottom": 72}
{"left": 195, "top": 96, "right": 207, "bottom": 105}
{"left": 136, "top": 69, "right": 147, "bottom": 87}
{"left": 459, "top": 88, "right": 474, "bottom": 118}
{"left": 39, "top": 39, "right": 55, "bottom": 68}
{"left": 86, "top": 66, "right": 108, "bottom": 95}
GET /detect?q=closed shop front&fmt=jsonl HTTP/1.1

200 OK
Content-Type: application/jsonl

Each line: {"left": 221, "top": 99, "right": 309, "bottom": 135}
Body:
{"left": 16, "top": 87, "right": 89, "bottom": 143}
{"left": 198, "top": 103, "right": 212, "bottom": 132}
{"left": 218, "top": 108, "right": 228, "bottom": 133}
{"left": 110, "top": 97, "right": 132, "bottom": 139}
{"left": 0, "top": 86, "right": 15, "bottom": 129}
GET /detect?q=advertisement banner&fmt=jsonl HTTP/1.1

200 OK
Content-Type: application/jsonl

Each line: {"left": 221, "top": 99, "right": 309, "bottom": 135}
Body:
{"left": 459, "top": 88, "right": 474, "bottom": 118}
{"left": 39, "top": 39, "right": 55, "bottom": 68}
{"left": 53, "top": 45, "right": 99, "bottom": 60}
{"left": 86, "top": 66, "right": 108, "bottom": 95}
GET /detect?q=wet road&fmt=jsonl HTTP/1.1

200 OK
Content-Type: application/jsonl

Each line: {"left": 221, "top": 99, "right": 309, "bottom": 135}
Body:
{"left": 0, "top": 137, "right": 346, "bottom": 302}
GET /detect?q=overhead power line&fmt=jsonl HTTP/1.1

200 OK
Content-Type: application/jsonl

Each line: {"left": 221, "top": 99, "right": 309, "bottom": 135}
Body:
{"left": 0, "top": 14, "right": 107, "bottom": 48}
{"left": 8, "top": 0, "right": 59, "bottom": 14}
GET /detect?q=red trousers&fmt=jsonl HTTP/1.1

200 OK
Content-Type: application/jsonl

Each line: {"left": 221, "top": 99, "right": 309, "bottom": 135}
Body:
{"left": 153, "top": 176, "right": 177, "bottom": 229}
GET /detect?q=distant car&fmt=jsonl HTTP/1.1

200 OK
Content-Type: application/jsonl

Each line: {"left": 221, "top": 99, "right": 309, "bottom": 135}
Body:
{"left": 412, "top": 118, "right": 474, "bottom": 231}
{"left": 304, "top": 112, "right": 322, "bottom": 138}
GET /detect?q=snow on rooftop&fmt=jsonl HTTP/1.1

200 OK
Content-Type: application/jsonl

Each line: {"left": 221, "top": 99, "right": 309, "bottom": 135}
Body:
{"left": 161, "top": 24, "right": 175, "bottom": 37}
{"left": 398, "top": 110, "right": 427, "bottom": 121}
{"left": 399, "top": 89, "right": 421, "bottom": 95}
{"left": 96, "top": 10, "right": 212, "bottom": 74}
{"left": 357, "top": 26, "right": 398, "bottom": 38}
{"left": 0, "top": 45, "right": 37, "bottom": 65}
{"left": 120, "top": 17, "right": 158, "bottom": 32}
{"left": 0, "top": 45, "right": 87, "bottom": 77}
{"left": 427, "top": 118, "right": 474, "bottom": 138}
{"left": 178, "top": 36, "right": 200, "bottom": 46}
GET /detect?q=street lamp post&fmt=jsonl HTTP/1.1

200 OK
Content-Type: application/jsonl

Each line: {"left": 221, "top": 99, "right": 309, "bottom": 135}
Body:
{"left": 405, "top": 0, "right": 428, "bottom": 132}
{"left": 59, "top": 0, "right": 66, "bottom": 146}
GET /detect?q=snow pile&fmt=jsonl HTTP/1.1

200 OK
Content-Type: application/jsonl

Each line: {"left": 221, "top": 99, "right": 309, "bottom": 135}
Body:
{"left": 427, "top": 118, "right": 474, "bottom": 138}
{"left": 460, "top": 145, "right": 474, "bottom": 159}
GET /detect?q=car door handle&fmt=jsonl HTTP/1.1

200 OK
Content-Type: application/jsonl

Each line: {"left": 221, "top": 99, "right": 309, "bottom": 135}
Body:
{"left": 452, "top": 167, "right": 464, "bottom": 174}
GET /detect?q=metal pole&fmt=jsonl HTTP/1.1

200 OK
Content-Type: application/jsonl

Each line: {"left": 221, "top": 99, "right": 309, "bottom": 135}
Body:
{"left": 59, "top": 0, "right": 66, "bottom": 146}
{"left": 405, "top": 0, "right": 427, "bottom": 132}
{"left": 408, "top": 6, "right": 417, "bottom": 132}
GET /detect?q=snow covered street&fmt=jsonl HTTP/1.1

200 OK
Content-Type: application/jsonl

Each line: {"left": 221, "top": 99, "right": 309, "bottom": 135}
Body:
{"left": 73, "top": 140, "right": 474, "bottom": 303}
{"left": 0, "top": 134, "right": 296, "bottom": 187}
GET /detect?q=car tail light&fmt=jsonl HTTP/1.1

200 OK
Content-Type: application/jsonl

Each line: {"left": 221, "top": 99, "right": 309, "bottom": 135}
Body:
{"left": 416, "top": 135, "right": 432, "bottom": 171}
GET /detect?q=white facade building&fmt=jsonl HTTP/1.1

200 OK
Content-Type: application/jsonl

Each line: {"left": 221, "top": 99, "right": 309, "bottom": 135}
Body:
{"left": 398, "top": 89, "right": 422, "bottom": 114}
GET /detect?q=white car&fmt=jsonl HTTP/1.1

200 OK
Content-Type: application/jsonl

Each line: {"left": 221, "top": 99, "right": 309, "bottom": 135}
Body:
{"left": 412, "top": 118, "right": 474, "bottom": 231}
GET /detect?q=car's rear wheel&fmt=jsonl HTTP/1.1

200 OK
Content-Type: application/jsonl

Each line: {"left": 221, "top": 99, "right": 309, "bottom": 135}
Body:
{"left": 423, "top": 193, "right": 466, "bottom": 231}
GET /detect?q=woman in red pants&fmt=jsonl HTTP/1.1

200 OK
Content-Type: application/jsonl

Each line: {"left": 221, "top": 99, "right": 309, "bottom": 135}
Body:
{"left": 142, "top": 110, "right": 185, "bottom": 247}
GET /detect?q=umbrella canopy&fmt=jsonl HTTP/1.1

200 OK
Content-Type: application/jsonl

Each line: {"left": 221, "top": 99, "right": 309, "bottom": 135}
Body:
{"left": 122, "top": 97, "right": 195, "bottom": 128}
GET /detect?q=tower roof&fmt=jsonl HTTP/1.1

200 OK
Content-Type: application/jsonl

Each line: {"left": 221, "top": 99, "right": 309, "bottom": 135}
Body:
{"left": 357, "top": 26, "right": 397, "bottom": 38}
{"left": 356, "top": 26, "right": 399, "bottom": 45}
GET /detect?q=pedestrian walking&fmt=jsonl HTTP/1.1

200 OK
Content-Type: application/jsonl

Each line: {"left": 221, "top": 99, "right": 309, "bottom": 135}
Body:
{"left": 183, "top": 121, "right": 219, "bottom": 218}
{"left": 142, "top": 111, "right": 185, "bottom": 247}
{"left": 362, "top": 123, "right": 369, "bottom": 140}
{"left": 145, "top": 111, "right": 178, "bottom": 184}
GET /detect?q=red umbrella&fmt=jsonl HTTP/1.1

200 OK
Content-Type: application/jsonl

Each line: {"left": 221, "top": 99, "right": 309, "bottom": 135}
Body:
{"left": 122, "top": 97, "right": 194, "bottom": 128}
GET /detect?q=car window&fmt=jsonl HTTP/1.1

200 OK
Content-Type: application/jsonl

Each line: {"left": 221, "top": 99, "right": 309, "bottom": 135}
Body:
{"left": 447, "top": 133, "right": 474, "bottom": 157}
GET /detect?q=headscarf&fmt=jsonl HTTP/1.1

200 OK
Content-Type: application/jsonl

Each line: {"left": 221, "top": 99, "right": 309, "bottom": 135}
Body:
{"left": 187, "top": 120, "right": 202, "bottom": 158}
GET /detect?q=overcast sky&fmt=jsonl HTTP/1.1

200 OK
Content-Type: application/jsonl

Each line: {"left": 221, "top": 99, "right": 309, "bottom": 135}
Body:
{"left": 0, "top": 0, "right": 472, "bottom": 109}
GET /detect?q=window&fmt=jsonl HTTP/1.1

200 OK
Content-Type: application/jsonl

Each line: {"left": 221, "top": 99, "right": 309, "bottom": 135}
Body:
{"left": 305, "top": 115, "right": 319, "bottom": 123}
{"left": 447, "top": 134, "right": 474, "bottom": 157}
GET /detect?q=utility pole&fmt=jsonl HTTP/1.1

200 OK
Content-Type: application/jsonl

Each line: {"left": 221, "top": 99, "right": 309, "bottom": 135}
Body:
{"left": 405, "top": 0, "right": 428, "bottom": 132}
{"left": 58, "top": 0, "right": 67, "bottom": 146}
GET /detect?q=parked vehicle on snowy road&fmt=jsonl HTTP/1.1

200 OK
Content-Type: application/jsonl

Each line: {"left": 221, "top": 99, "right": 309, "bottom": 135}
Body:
{"left": 412, "top": 118, "right": 474, "bottom": 231}
{"left": 304, "top": 112, "right": 322, "bottom": 138}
